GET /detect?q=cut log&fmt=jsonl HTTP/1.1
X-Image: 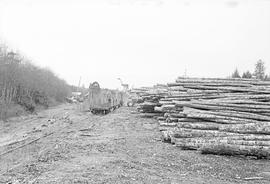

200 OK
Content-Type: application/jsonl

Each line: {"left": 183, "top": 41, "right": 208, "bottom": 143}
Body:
{"left": 200, "top": 143, "right": 270, "bottom": 159}
{"left": 177, "top": 103, "right": 270, "bottom": 113}
{"left": 159, "top": 122, "right": 177, "bottom": 127}
{"left": 172, "top": 128, "right": 237, "bottom": 138}
{"left": 157, "top": 117, "right": 166, "bottom": 121}
{"left": 175, "top": 77, "right": 270, "bottom": 85}
{"left": 185, "top": 112, "right": 258, "bottom": 124}
{"left": 139, "top": 112, "right": 163, "bottom": 118}
{"left": 172, "top": 85, "right": 270, "bottom": 94}
{"left": 174, "top": 137, "right": 219, "bottom": 150}
{"left": 177, "top": 118, "right": 202, "bottom": 122}
{"left": 222, "top": 134, "right": 270, "bottom": 141}
{"left": 167, "top": 113, "right": 186, "bottom": 118}
{"left": 183, "top": 107, "right": 270, "bottom": 121}
{"left": 176, "top": 77, "right": 261, "bottom": 82}
{"left": 219, "top": 122, "right": 270, "bottom": 135}
{"left": 159, "top": 100, "right": 175, "bottom": 105}
{"left": 209, "top": 99, "right": 270, "bottom": 106}
{"left": 174, "top": 137, "right": 270, "bottom": 150}
{"left": 177, "top": 122, "right": 221, "bottom": 130}
{"left": 193, "top": 101, "right": 270, "bottom": 110}
{"left": 218, "top": 139, "right": 270, "bottom": 146}
{"left": 166, "top": 117, "right": 179, "bottom": 123}
{"left": 169, "top": 83, "right": 254, "bottom": 89}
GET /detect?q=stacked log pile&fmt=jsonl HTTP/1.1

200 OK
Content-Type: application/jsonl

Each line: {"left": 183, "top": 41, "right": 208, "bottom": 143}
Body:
{"left": 137, "top": 77, "right": 270, "bottom": 158}
{"left": 133, "top": 85, "right": 169, "bottom": 118}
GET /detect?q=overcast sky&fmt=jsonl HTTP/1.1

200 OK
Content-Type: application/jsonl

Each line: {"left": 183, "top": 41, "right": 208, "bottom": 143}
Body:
{"left": 0, "top": 0, "right": 270, "bottom": 89}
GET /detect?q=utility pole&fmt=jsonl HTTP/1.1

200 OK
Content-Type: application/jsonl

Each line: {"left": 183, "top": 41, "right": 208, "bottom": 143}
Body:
{"left": 77, "top": 76, "right": 82, "bottom": 92}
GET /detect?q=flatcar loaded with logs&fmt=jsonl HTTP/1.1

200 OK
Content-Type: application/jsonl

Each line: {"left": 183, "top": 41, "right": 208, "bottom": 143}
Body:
{"left": 88, "top": 82, "right": 123, "bottom": 114}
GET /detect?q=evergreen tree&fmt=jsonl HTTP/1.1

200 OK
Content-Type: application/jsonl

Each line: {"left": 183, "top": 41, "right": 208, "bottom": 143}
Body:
{"left": 231, "top": 68, "right": 241, "bottom": 78}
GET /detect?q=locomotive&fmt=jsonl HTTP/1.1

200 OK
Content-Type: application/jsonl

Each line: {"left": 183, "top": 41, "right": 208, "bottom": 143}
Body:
{"left": 88, "top": 82, "right": 124, "bottom": 114}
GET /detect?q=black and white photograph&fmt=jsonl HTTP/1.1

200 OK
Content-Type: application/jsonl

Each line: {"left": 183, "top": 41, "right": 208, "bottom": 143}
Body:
{"left": 0, "top": 0, "right": 270, "bottom": 183}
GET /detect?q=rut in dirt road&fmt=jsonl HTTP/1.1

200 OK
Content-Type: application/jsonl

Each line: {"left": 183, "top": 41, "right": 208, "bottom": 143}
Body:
{"left": 0, "top": 105, "right": 269, "bottom": 184}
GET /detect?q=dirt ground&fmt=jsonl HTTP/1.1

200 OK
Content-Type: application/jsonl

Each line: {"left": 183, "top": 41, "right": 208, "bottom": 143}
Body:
{"left": 0, "top": 104, "right": 270, "bottom": 184}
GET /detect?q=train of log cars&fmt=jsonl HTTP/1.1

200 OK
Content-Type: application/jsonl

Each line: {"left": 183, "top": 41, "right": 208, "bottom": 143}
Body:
{"left": 88, "top": 82, "right": 124, "bottom": 114}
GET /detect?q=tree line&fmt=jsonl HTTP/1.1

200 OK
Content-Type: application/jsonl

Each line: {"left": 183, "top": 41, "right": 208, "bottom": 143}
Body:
{"left": 231, "top": 60, "right": 269, "bottom": 80}
{"left": 0, "top": 44, "right": 71, "bottom": 112}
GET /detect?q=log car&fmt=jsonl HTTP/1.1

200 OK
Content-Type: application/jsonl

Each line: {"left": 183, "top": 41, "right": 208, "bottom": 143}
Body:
{"left": 88, "top": 82, "right": 123, "bottom": 114}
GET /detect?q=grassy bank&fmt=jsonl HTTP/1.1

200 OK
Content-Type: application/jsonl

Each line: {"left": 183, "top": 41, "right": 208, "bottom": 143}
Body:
{"left": 0, "top": 44, "right": 71, "bottom": 120}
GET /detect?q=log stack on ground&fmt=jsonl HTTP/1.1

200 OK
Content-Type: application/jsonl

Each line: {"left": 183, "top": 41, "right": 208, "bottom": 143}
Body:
{"left": 136, "top": 77, "right": 270, "bottom": 159}
{"left": 132, "top": 85, "right": 169, "bottom": 118}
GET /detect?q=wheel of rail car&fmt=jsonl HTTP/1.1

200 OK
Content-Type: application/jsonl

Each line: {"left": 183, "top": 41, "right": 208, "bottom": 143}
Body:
{"left": 91, "top": 109, "right": 96, "bottom": 114}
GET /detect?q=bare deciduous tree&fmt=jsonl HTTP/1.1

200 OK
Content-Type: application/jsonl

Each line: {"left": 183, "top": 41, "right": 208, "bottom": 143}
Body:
{"left": 242, "top": 71, "right": 252, "bottom": 78}
{"left": 0, "top": 44, "right": 71, "bottom": 118}
{"left": 254, "top": 59, "right": 265, "bottom": 80}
